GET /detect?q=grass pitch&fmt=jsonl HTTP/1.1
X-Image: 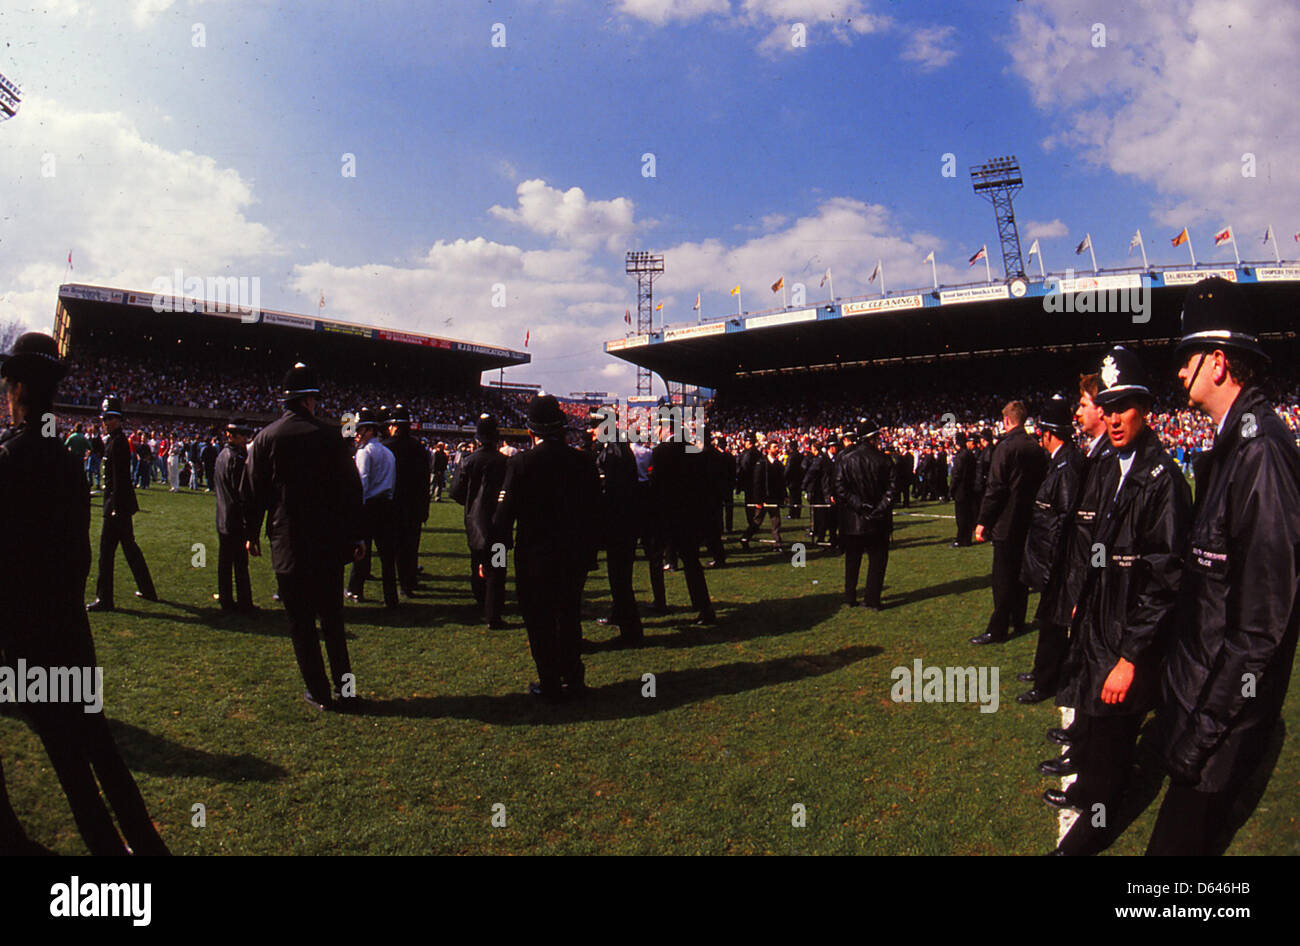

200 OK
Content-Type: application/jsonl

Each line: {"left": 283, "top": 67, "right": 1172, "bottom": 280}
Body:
{"left": 2, "top": 488, "right": 1296, "bottom": 855}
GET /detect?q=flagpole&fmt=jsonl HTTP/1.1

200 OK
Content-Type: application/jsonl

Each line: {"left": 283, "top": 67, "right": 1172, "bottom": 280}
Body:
{"left": 1087, "top": 234, "right": 1097, "bottom": 274}
{"left": 1138, "top": 231, "right": 1149, "bottom": 271}
{"left": 827, "top": 272, "right": 834, "bottom": 303}
{"left": 880, "top": 262, "right": 886, "bottom": 297}
{"left": 1230, "top": 231, "right": 1241, "bottom": 267}
{"left": 1270, "top": 228, "right": 1281, "bottom": 265}
{"left": 984, "top": 249, "right": 991, "bottom": 285}
{"left": 1187, "top": 235, "right": 1197, "bottom": 268}
{"left": 736, "top": 289, "right": 742, "bottom": 317}
{"left": 929, "top": 256, "right": 938, "bottom": 290}
{"left": 1035, "top": 249, "right": 1045, "bottom": 280}
{"left": 782, "top": 281, "right": 788, "bottom": 309}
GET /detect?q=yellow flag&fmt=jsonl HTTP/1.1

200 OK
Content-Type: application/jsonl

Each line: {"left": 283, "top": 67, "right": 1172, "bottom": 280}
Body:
{"left": 730, "top": 285, "right": 740, "bottom": 296}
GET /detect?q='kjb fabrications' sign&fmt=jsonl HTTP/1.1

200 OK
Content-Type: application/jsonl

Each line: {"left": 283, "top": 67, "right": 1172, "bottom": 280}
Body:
{"left": 841, "top": 294, "right": 924, "bottom": 316}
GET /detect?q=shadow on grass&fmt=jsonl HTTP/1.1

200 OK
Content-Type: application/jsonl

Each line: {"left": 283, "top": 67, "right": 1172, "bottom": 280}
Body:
{"left": 360, "top": 642, "right": 881, "bottom": 726}
{"left": 882, "top": 573, "right": 991, "bottom": 608}
{"left": 636, "top": 591, "right": 847, "bottom": 648}
{"left": 107, "top": 719, "right": 288, "bottom": 783}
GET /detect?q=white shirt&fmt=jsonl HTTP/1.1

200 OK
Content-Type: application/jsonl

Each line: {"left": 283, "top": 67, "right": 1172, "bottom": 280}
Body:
{"left": 1114, "top": 449, "right": 1136, "bottom": 499}
{"left": 356, "top": 438, "right": 396, "bottom": 501}
{"left": 630, "top": 441, "right": 653, "bottom": 483}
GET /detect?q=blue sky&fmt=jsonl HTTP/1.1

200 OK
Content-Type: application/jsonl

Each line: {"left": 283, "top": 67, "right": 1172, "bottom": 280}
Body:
{"left": 1, "top": 0, "right": 1294, "bottom": 395}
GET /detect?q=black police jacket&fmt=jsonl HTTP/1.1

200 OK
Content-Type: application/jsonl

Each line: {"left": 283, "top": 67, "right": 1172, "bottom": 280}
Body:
{"left": 1160, "top": 388, "right": 1300, "bottom": 790}
{"left": 1042, "top": 435, "right": 1116, "bottom": 628}
{"left": 784, "top": 450, "right": 804, "bottom": 496}
{"left": 214, "top": 443, "right": 248, "bottom": 537}
{"left": 832, "top": 442, "right": 896, "bottom": 537}
{"left": 594, "top": 441, "right": 639, "bottom": 545}
{"left": 751, "top": 456, "right": 787, "bottom": 505}
{"left": 650, "top": 440, "right": 710, "bottom": 539}
{"left": 976, "top": 427, "right": 1048, "bottom": 545}
{"left": 1020, "top": 441, "right": 1084, "bottom": 592}
{"left": 0, "top": 423, "right": 96, "bottom": 667}
{"left": 949, "top": 447, "right": 977, "bottom": 502}
{"left": 736, "top": 446, "right": 761, "bottom": 497}
{"left": 451, "top": 443, "right": 508, "bottom": 552}
{"left": 383, "top": 432, "right": 432, "bottom": 523}
{"left": 103, "top": 428, "right": 138, "bottom": 518}
{"left": 242, "top": 406, "right": 364, "bottom": 575}
{"left": 702, "top": 443, "right": 735, "bottom": 505}
{"left": 492, "top": 437, "right": 599, "bottom": 568}
{"left": 975, "top": 445, "right": 993, "bottom": 495}
{"left": 802, "top": 453, "right": 832, "bottom": 504}
{"left": 1056, "top": 426, "right": 1191, "bottom": 717}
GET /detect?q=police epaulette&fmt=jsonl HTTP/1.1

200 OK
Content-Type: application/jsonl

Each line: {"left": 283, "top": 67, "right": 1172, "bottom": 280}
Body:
{"left": 1150, "top": 464, "right": 1165, "bottom": 479}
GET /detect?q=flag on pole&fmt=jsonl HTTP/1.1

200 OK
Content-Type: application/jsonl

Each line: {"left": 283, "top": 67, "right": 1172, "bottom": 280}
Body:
{"left": 1263, "top": 226, "right": 1273, "bottom": 244}
{"left": 523, "top": 330, "right": 529, "bottom": 347}
{"left": 655, "top": 301, "right": 664, "bottom": 311}
{"left": 1027, "top": 239, "right": 1040, "bottom": 260}
{"left": 1075, "top": 234, "right": 1092, "bottom": 255}
{"left": 624, "top": 308, "right": 632, "bottom": 326}
{"left": 730, "top": 285, "right": 740, "bottom": 296}
{"left": 922, "top": 251, "right": 934, "bottom": 264}
{"left": 318, "top": 291, "right": 325, "bottom": 310}
{"left": 67, "top": 250, "right": 73, "bottom": 270}
{"left": 968, "top": 246, "right": 987, "bottom": 266}
{"left": 819, "top": 268, "right": 831, "bottom": 288}
{"left": 692, "top": 293, "right": 700, "bottom": 311}
{"left": 1171, "top": 228, "right": 1190, "bottom": 247}
{"left": 1213, "top": 226, "right": 1233, "bottom": 247}
{"left": 771, "top": 276, "right": 784, "bottom": 293}
{"left": 868, "top": 261, "right": 881, "bottom": 283}
{"left": 1129, "top": 231, "right": 1143, "bottom": 252}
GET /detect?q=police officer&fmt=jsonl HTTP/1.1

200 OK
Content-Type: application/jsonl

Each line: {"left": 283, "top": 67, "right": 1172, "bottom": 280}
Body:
{"left": 785, "top": 440, "right": 804, "bottom": 519}
{"left": 833, "top": 420, "right": 896, "bottom": 610}
{"left": 736, "top": 432, "right": 761, "bottom": 530}
{"left": 383, "top": 404, "right": 431, "bottom": 598}
{"left": 87, "top": 396, "right": 158, "bottom": 611}
{"left": 213, "top": 417, "right": 256, "bottom": 612}
{"left": 450, "top": 413, "right": 509, "bottom": 628}
{"left": 650, "top": 414, "right": 717, "bottom": 626}
{"left": 0, "top": 333, "right": 169, "bottom": 854}
{"left": 491, "top": 394, "right": 600, "bottom": 702}
{"left": 588, "top": 409, "right": 644, "bottom": 644}
{"left": 701, "top": 430, "right": 731, "bottom": 567}
{"left": 949, "top": 432, "right": 978, "bottom": 546}
{"left": 802, "top": 439, "right": 833, "bottom": 545}
{"left": 1147, "top": 278, "right": 1300, "bottom": 855}
{"left": 975, "top": 429, "right": 994, "bottom": 499}
{"left": 1016, "top": 395, "right": 1084, "bottom": 703}
{"left": 741, "top": 438, "right": 786, "bottom": 552}
{"left": 347, "top": 407, "right": 399, "bottom": 609}
{"left": 970, "top": 402, "right": 1048, "bottom": 645}
{"left": 1046, "top": 346, "right": 1192, "bottom": 856}
{"left": 244, "top": 363, "right": 365, "bottom": 711}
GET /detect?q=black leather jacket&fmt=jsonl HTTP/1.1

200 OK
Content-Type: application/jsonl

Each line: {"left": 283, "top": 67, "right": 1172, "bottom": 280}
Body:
{"left": 831, "top": 442, "right": 897, "bottom": 537}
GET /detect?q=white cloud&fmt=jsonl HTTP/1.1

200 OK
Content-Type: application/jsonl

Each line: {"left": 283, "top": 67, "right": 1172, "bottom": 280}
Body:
{"left": 0, "top": 96, "right": 281, "bottom": 334}
{"left": 1007, "top": 0, "right": 1300, "bottom": 229}
{"left": 1023, "top": 218, "right": 1069, "bottom": 240}
{"left": 616, "top": 0, "right": 890, "bottom": 52}
{"left": 900, "top": 25, "right": 957, "bottom": 71}
{"left": 615, "top": 0, "right": 730, "bottom": 25}
{"left": 489, "top": 179, "right": 638, "bottom": 254}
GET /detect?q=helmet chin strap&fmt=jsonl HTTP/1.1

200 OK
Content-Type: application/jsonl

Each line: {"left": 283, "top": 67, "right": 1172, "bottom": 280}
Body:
{"left": 1184, "top": 351, "right": 1210, "bottom": 397}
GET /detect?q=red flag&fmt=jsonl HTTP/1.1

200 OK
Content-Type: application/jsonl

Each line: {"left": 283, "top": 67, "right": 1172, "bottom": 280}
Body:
{"left": 524, "top": 330, "right": 529, "bottom": 347}
{"left": 968, "top": 245, "right": 987, "bottom": 265}
{"left": 1171, "top": 228, "right": 1189, "bottom": 247}
{"left": 624, "top": 308, "right": 631, "bottom": 326}
{"left": 66, "top": 250, "right": 72, "bottom": 270}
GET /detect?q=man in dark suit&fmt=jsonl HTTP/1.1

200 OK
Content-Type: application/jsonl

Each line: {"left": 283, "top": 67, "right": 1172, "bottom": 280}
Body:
{"left": 740, "top": 439, "right": 786, "bottom": 552}
{"left": 784, "top": 440, "right": 804, "bottom": 519}
{"left": 949, "top": 433, "right": 978, "bottom": 546}
{"left": 243, "top": 363, "right": 365, "bottom": 711}
{"left": 802, "top": 439, "right": 833, "bottom": 544}
{"left": 0, "top": 333, "right": 169, "bottom": 855}
{"left": 87, "top": 397, "right": 157, "bottom": 611}
{"left": 491, "top": 395, "right": 599, "bottom": 702}
{"left": 833, "top": 421, "right": 896, "bottom": 610}
{"left": 701, "top": 431, "right": 732, "bottom": 567}
{"left": 589, "top": 410, "right": 644, "bottom": 643}
{"left": 970, "top": 401, "right": 1048, "bottom": 645}
{"left": 382, "top": 404, "right": 431, "bottom": 598}
{"left": 975, "top": 429, "right": 994, "bottom": 499}
{"left": 735, "top": 432, "right": 761, "bottom": 530}
{"left": 650, "top": 418, "right": 717, "bottom": 626}
{"left": 213, "top": 418, "right": 256, "bottom": 612}
{"left": 450, "top": 413, "right": 509, "bottom": 628}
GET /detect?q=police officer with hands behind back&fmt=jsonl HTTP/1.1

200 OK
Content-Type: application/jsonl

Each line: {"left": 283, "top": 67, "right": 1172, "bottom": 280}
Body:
{"left": 1146, "top": 277, "right": 1300, "bottom": 855}
{"left": 450, "top": 412, "right": 509, "bottom": 629}
{"left": 243, "top": 363, "right": 366, "bottom": 712}
{"left": 832, "top": 418, "right": 896, "bottom": 611}
{"left": 87, "top": 395, "right": 157, "bottom": 611}
{"left": 383, "top": 404, "right": 431, "bottom": 598}
{"left": 213, "top": 417, "right": 257, "bottom": 612}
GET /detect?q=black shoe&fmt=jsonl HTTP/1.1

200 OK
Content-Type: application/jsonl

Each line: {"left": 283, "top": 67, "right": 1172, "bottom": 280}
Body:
{"left": 706, "top": 558, "right": 726, "bottom": 569}
{"left": 332, "top": 696, "right": 363, "bottom": 714}
{"left": 1017, "top": 671, "right": 1036, "bottom": 683}
{"left": 1047, "top": 727, "right": 1074, "bottom": 746}
{"left": 303, "top": 691, "right": 330, "bottom": 711}
{"left": 1017, "top": 689, "right": 1053, "bottom": 704}
{"left": 272, "top": 592, "right": 282, "bottom": 603}
{"left": 487, "top": 620, "right": 509, "bottom": 630}
{"left": 1038, "top": 756, "right": 1076, "bottom": 777}
{"left": 1042, "top": 789, "right": 1082, "bottom": 813}
{"left": 773, "top": 545, "right": 786, "bottom": 554}
{"left": 859, "top": 602, "right": 884, "bottom": 612}
{"left": 969, "top": 631, "right": 1006, "bottom": 645}
{"left": 344, "top": 591, "right": 363, "bottom": 602}
{"left": 616, "top": 634, "right": 645, "bottom": 649}
{"left": 843, "top": 599, "right": 858, "bottom": 608}
{"left": 738, "top": 538, "right": 750, "bottom": 551}
{"left": 595, "top": 616, "right": 614, "bottom": 626}
{"left": 693, "top": 610, "right": 717, "bottom": 626}
{"left": 236, "top": 603, "right": 260, "bottom": 613}
{"left": 527, "top": 681, "right": 565, "bottom": 703}
{"left": 86, "top": 598, "right": 114, "bottom": 612}
{"left": 135, "top": 590, "right": 158, "bottom": 602}
{"left": 646, "top": 602, "right": 669, "bottom": 615}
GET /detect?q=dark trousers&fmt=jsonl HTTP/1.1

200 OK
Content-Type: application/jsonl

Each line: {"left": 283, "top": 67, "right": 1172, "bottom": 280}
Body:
{"left": 842, "top": 533, "right": 889, "bottom": 606}
{"left": 470, "top": 547, "right": 507, "bottom": 625}
{"left": 704, "top": 504, "right": 726, "bottom": 563}
{"left": 640, "top": 528, "right": 665, "bottom": 608}
{"left": 1058, "top": 711, "right": 1143, "bottom": 855}
{"left": 743, "top": 503, "right": 783, "bottom": 546}
{"left": 741, "top": 492, "right": 756, "bottom": 528}
{"left": 397, "top": 516, "right": 422, "bottom": 594}
{"left": 96, "top": 512, "right": 156, "bottom": 605}
{"left": 788, "top": 493, "right": 801, "bottom": 518}
{"left": 669, "top": 526, "right": 713, "bottom": 616}
{"left": 604, "top": 532, "right": 642, "bottom": 640}
{"left": 20, "top": 700, "right": 169, "bottom": 855}
{"left": 217, "top": 532, "right": 252, "bottom": 607}
{"left": 984, "top": 539, "right": 1030, "bottom": 639}
{"left": 276, "top": 565, "right": 352, "bottom": 703}
{"left": 1031, "top": 622, "right": 1070, "bottom": 693}
{"left": 348, "top": 497, "right": 398, "bottom": 607}
{"left": 828, "top": 505, "right": 839, "bottom": 547}
{"left": 810, "top": 505, "right": 829, "bottom": 543}
{"left": 724, "top": 495, "right": 735, "bottom": 533}
{"left": 515, "top": 554, "right": 586, "bottom": 694}
{"left": 953, "top": 496, "right": 977, "bottom": 545}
